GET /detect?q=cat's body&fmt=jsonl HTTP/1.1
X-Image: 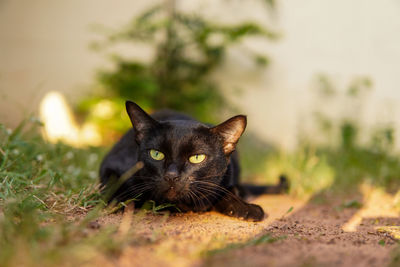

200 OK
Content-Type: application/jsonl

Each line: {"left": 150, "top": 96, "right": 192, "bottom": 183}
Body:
{"left": 100, "top": 101, "right": 287, "bottom": 221}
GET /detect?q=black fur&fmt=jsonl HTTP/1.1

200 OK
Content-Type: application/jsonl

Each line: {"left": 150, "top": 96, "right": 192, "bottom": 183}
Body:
{"left": 100, "top": 101, "right": 288, "bottom": 221}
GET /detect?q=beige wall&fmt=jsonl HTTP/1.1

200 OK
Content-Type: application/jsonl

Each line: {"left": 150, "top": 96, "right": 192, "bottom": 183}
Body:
{"left": 0, "top": 0, "right": 152, "bottom": 125}
{"left": 232, "top": 0, "right": 400, "bottom": 149}
{"left": 1, "top": 0, "right": 400, "bottom": 149}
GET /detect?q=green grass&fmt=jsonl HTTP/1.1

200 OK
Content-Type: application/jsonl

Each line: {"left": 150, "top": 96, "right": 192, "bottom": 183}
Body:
{"left": 0, "top": 119, "right": 104, "bottom": 209}
{"left": 0, "top": 119, "right": 124, "bottom": 266}
{"left": 0, "top": 119, "right": 182, "bottom": 266}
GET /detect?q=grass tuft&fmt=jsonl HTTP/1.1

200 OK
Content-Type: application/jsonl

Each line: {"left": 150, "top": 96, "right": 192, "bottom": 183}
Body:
{"left": 0, "top": 119, "right": 125, "bottom": 266}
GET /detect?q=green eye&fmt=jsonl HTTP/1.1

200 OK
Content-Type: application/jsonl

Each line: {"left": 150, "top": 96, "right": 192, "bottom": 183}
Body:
{"left": 150, "top": 149, "right": 165, "bottom": 160}
{"left": 189, "top": 154, "right": 206, "bottom": 164}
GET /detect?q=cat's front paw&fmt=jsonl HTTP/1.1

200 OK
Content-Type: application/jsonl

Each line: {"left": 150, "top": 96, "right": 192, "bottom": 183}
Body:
{"left": 222, "top": 203, "right": 266, "bottom": 222}
{"left": 244, "top": 203, "right": 266, "bottom": 222}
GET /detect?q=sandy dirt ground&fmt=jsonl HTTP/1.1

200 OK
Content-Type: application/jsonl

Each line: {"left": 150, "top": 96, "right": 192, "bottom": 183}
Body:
{"left": 86, "top": 194, "right": 399, "bottom": 267}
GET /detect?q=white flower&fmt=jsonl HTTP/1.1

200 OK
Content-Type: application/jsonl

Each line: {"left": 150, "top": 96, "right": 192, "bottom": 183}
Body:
{"left": 88, "top": 171, "right": 97, "bottom": 179}
{"left": 88, "top": 153, "right": 99, "bottom": 165}
{"left": 65, "top": 151, "right": 74, "bottom": 160}
{"left": 67, "top": 165, "right": 75, "bottom": 173}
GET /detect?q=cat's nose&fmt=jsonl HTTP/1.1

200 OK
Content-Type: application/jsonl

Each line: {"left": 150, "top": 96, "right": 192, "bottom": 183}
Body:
{"left": 164, "top": 164, "right": 179, "bottom": 182}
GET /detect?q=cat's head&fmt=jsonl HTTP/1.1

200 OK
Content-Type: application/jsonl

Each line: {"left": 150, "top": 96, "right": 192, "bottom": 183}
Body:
{"left": 125, "top": 101, "right": 246, "bottom": 204}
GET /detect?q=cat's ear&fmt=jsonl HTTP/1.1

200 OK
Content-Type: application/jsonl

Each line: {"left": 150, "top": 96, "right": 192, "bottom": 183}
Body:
{"left": 211, "top": 115, "right": 247, "bottom": 154}
{"left": 126, "top": 101, "right": 158, "bottom": 142}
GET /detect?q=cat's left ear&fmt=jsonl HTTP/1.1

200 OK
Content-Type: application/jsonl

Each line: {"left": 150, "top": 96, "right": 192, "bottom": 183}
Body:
{"left": 126, "top": 101, "right": 159, "bottom": 142}
{"left": 211, "top": 115, "right": 247, "bottom": 154}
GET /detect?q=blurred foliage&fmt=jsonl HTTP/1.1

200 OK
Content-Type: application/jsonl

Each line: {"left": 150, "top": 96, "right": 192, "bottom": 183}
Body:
{"left": 390, "top": 245, "right": 400, "bottom": 267}
{"left": 79, "top": 0, "right": 277, "bottom": 139}
{"left": 203, "top": 234, "right": 284, "bottom": 258}
{"left": 242, "top": 75, "right": 400, "bottom": 199}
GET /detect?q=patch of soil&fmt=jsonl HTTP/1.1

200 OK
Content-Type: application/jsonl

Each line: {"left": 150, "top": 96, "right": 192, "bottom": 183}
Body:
{"left": 88, "top": 195, "right": 399, "bottom": 267}
{"left": 205, "top": 199, "right": 400, "bottom": 267}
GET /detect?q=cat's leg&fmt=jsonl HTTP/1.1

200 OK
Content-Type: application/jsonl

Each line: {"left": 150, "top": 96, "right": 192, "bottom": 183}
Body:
{"left": 213, "top": 187, "right": 266, "bottom": 221}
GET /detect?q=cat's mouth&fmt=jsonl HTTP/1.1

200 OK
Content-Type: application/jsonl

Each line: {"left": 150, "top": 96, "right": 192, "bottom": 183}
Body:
{"left": 165, "top": 186, "right": 178, "bottom": 201}
{"left": 161, "top": 182, "right": 189, "bottom": 202}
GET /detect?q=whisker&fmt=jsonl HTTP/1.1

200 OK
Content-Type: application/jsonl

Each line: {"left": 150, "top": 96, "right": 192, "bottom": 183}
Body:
{"left": 187, "top": 190, "right": 200, "bottom": 211}
{"left": 191, "top": 188, "right": 212, "bottom": 210}
{"left": 194, "top": 185, "right": 234, "bottom": 207}
{"left": 112, "top": 183, "right": 155, "bottom": 201}
{"left": 194, "top": 186, "right": 225, "bottom": 200}
{"left": 192, "top": 181, "right": 249, "bottom": 209}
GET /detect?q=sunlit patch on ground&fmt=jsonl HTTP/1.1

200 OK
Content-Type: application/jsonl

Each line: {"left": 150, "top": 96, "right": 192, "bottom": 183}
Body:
{"left": 376, "top": 226, "right": 400, "bottom": 240}
{"left": 91, "top": 195, "right": 308, "bottom": 267}
{"left": 342, "top": 182, "right": 400, "bottom": 232}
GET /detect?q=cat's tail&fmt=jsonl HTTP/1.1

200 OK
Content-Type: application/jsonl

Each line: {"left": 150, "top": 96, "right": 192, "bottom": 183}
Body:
{"left": 240, "top": 175, "right": 289, "bottom": 197}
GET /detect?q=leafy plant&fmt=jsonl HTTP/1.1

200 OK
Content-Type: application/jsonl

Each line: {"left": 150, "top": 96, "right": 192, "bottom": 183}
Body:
{"left": 79, "top": 0, "right": 277, "bottom": 139}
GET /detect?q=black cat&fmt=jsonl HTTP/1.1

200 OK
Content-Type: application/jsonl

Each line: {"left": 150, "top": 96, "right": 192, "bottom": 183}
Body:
{"left": 100, "top": 101, "right": 288, "bottom": 221}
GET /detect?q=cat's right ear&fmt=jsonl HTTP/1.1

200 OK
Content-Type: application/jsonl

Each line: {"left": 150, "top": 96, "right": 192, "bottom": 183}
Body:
{"left": 211, "top": 115, "right": 247, "bottom": 155}
{"left": 126, "top": 101, "right": 158, "bottom": 142}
